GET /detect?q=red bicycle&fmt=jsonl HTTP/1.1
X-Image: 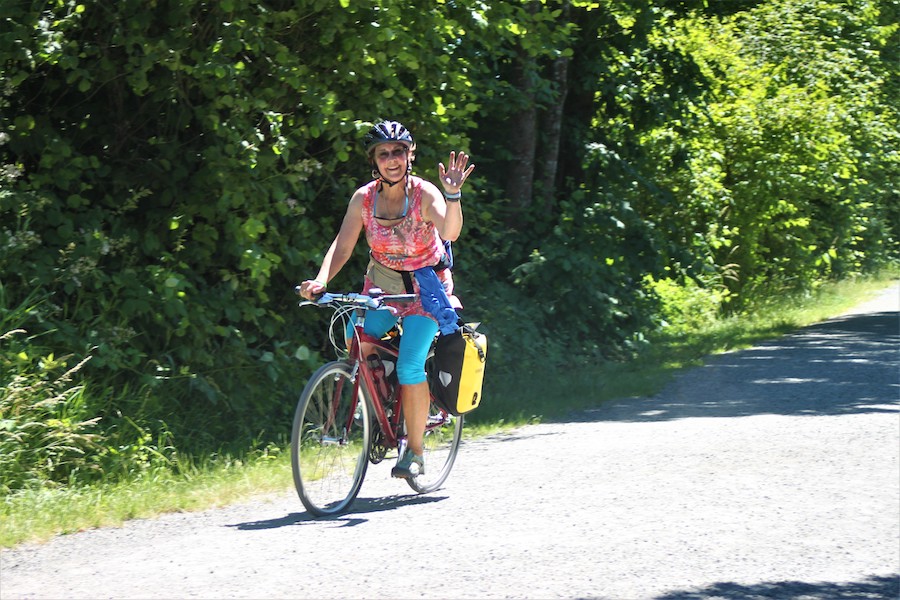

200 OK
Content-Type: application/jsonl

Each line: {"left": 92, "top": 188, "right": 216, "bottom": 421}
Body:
{"left": 291, "top": 288, "right": 464, "bottom": 516}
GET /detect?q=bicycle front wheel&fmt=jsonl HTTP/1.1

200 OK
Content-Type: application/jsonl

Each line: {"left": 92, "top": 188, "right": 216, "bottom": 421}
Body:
{"left": 291, "top": 361, "right": 372, "bottom": 516}
{"left": 407, "top": 398, "right": 464, "bottom": 494}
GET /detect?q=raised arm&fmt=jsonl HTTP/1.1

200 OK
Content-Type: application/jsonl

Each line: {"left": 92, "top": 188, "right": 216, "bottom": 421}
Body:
{"left": 424, "top": 151, "right": 475, "bottom": 241}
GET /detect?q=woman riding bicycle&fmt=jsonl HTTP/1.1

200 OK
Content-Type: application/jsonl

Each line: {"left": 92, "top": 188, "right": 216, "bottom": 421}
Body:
{"left": 297, "top": 120, "right": 474, "bottom": 479}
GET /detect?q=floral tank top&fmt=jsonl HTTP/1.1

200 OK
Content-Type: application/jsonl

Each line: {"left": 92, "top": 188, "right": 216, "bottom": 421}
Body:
{"left": 361, "top": 176, "right": 461, "bottom": 318}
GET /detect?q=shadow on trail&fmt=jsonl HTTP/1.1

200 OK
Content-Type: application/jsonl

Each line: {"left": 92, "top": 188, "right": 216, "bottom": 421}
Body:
{"left": 227, "top": 493, "right": 446, "bottom": 530}
{"left": 570, "top": 311, "right": 899, "bottom": 424}
{"left": 649, "top": 573, "right": 899, "bottom": 600}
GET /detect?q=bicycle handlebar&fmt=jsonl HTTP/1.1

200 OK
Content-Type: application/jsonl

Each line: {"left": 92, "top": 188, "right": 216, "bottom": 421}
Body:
{"left": 296, "top": 286, "right": 417, "bottom": 310}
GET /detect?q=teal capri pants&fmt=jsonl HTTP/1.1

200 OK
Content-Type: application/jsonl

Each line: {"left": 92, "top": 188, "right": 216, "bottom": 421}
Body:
{"left": 347, "top": 310, "right": 438, "bottom": 385}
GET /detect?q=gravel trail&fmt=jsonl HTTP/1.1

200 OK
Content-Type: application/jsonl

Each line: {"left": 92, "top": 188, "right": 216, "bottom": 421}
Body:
{"left": 1, "top": 285, "right": 898, "bottom": 600}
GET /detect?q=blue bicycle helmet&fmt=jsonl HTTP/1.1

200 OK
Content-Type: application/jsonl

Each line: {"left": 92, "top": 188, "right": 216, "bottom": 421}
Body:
{"left": 364, "top": 120, "right": 414, "bottom": 154}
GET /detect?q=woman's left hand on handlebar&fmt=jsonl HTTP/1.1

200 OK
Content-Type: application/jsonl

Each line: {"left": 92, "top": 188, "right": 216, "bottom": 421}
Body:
{"left": 438, "top": 151, "right": 475, "bottom": 196}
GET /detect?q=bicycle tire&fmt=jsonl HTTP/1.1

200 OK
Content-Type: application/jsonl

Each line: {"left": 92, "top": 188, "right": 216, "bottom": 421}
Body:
{"left": 291, "top": 361, "right": 372, "bottom": 516}
{"left": 406, "top": 359, "right": 464, "bottom": 493}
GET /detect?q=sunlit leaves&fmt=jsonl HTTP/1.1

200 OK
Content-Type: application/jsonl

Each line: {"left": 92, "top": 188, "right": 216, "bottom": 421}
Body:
{"left": 632, "top": 0, "right": 895, "bottom": 304}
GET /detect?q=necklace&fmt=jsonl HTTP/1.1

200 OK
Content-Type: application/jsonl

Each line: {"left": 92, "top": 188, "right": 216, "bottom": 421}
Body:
{"left": 373, "top": 182, "right": 409, "bottom": 222}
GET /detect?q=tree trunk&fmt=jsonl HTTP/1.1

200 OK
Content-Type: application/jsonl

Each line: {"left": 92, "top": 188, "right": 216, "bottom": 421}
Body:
{"left": 505, "top": 54, "right": 538, "bottom": 229}
{"left": 538, "top": 53, "right": 570, "bottom": 213}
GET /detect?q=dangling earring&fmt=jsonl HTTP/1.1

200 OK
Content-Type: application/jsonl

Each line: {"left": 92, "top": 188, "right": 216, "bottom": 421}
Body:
{"left": 372, "top": 169, "right": 380, "bottom": 180}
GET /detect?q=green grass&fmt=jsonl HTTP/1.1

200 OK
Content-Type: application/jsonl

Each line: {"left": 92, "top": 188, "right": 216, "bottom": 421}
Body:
{"left": 2, "top": 273, "right": 896, "bottom": 548}
{"left": 1, "top": 453, "right": 293, "bottom": 548}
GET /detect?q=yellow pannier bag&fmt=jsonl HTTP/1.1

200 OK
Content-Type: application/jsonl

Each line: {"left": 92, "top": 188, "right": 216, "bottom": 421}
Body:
{"left": 431, "top": 323, "right": 487, "bottom": 416}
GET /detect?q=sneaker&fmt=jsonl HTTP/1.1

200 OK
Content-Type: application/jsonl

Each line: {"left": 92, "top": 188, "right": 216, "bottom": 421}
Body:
{"left": 391, "top": 451, "right": 425, "bottom": 479}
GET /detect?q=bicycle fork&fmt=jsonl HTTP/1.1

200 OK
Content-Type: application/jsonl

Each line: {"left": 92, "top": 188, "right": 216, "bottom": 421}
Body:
{"left": 318, "top": 368, "right": 357, "bottom": 446}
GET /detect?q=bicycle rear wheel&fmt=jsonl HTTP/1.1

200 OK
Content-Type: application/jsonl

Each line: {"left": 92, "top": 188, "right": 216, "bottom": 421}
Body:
{"left": 291, "top": 361, "right": 372, "bottom": 516}
{"left": 407, "top": 363, "right": 464, "bottom": 493}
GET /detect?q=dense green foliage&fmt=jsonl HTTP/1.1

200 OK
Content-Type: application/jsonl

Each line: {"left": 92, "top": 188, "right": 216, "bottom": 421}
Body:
{"left": 1, "top": 0, "right": 897, "bottom": 493}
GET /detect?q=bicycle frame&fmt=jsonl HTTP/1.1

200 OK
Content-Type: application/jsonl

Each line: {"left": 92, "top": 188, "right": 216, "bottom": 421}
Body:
{"left": 348, "top": 328, "right": 405, "bottom": 450}
{"left": 344, "top": 308, "right": 451, "bottom": 456}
